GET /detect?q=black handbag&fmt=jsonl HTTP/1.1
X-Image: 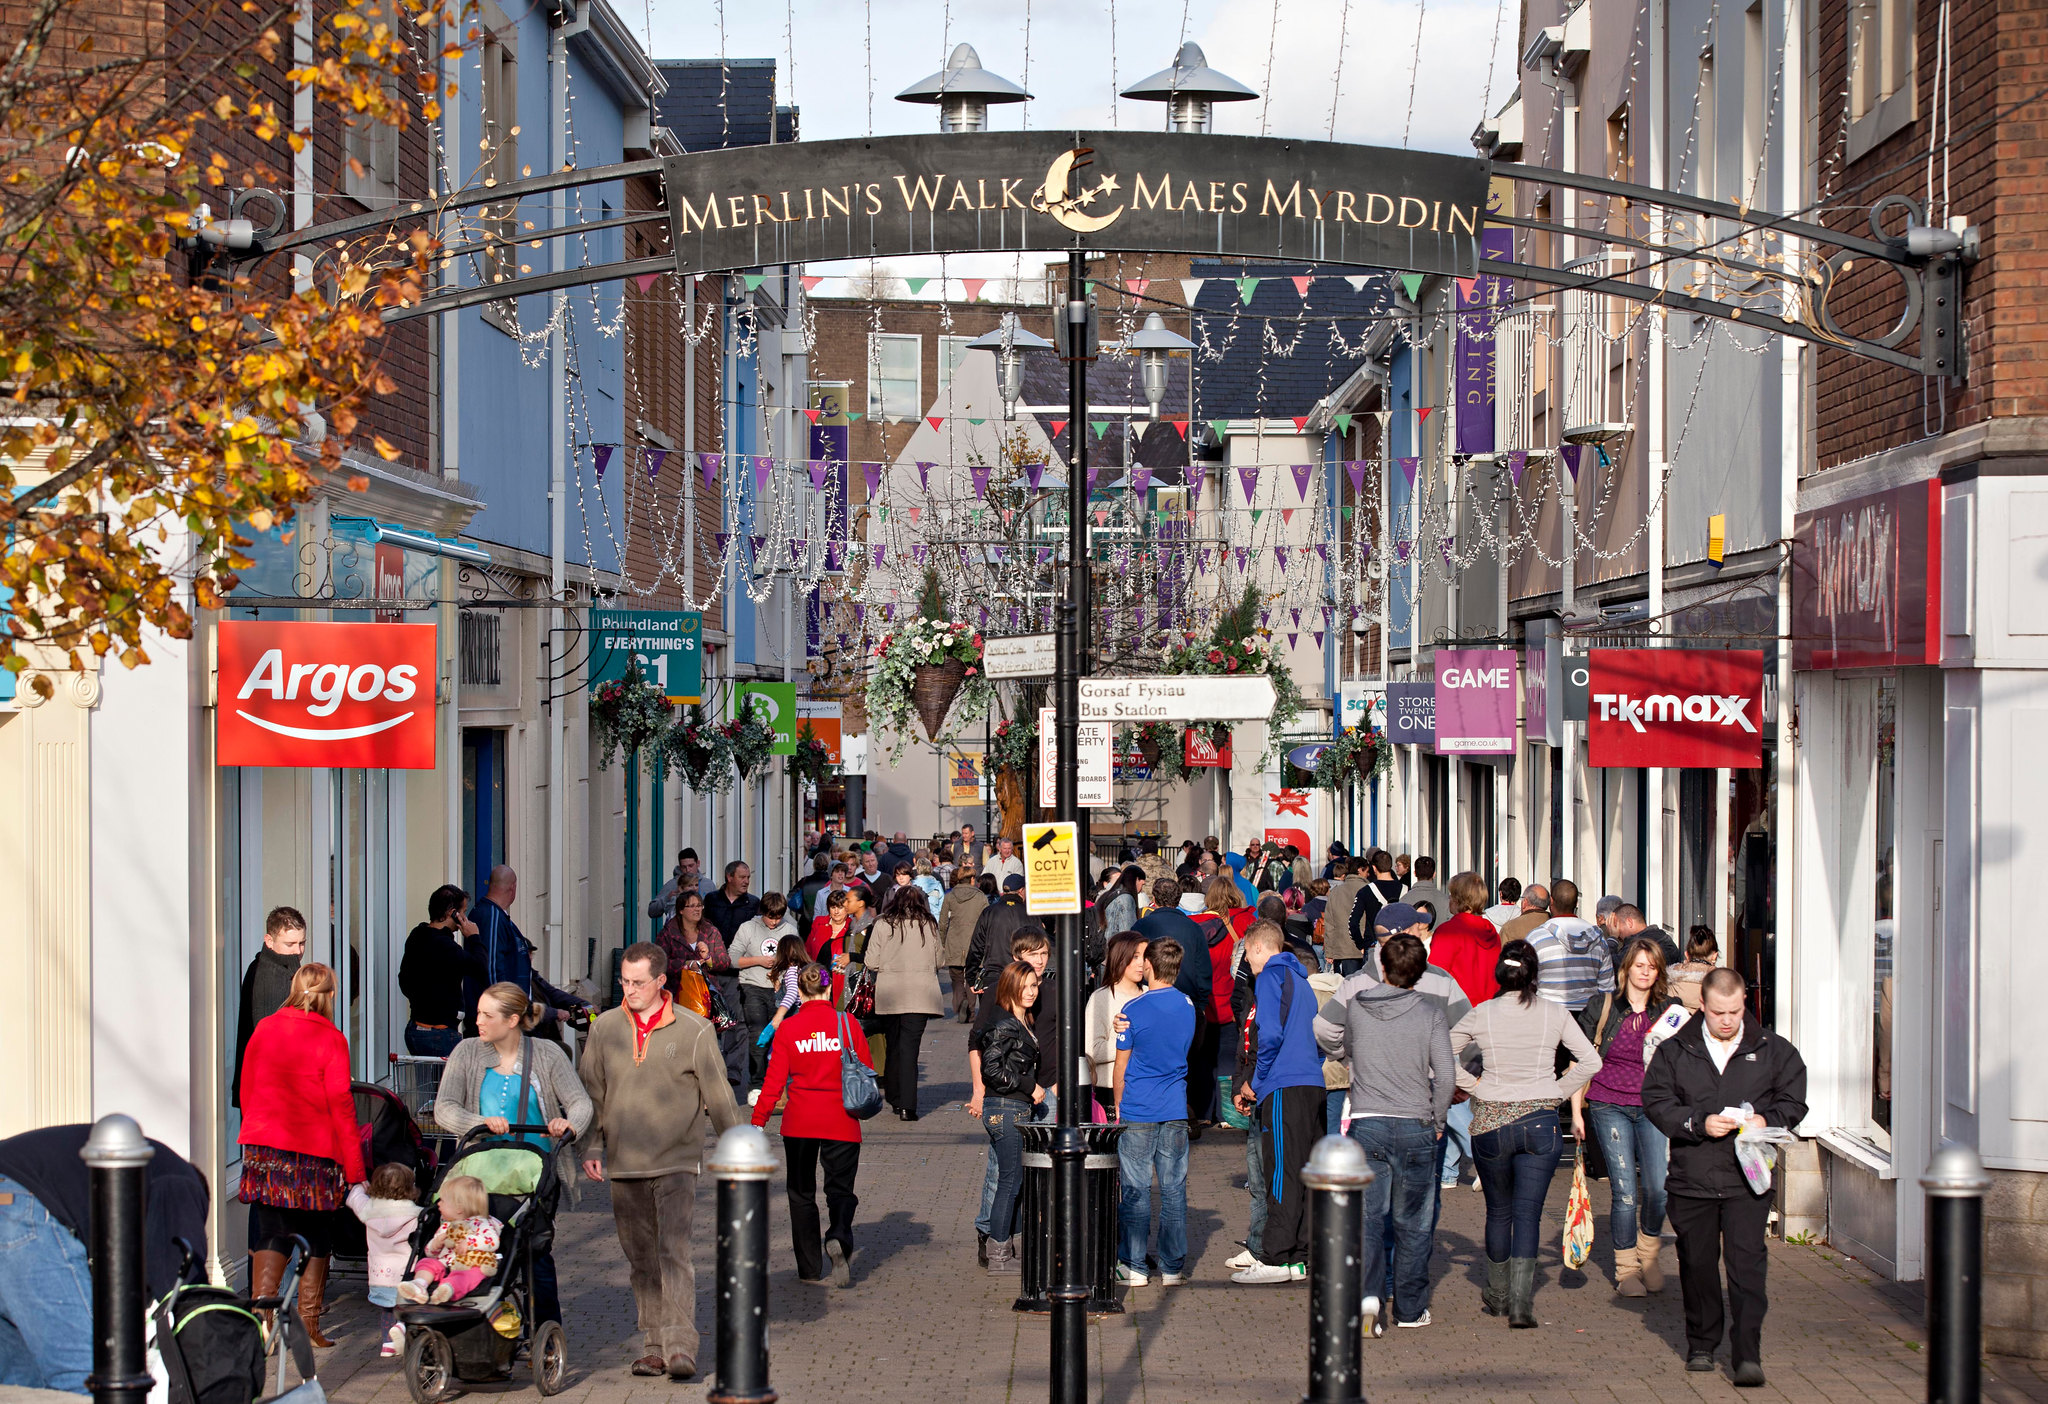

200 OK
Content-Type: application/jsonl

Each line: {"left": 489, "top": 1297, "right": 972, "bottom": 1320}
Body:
{"left": 838, "top": 1013, "right": 883, "bottom": 1119}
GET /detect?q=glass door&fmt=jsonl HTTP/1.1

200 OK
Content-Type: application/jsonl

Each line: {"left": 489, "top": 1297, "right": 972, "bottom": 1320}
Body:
{"left": 332, "top": 768, "right": 391, "bottom": 1080}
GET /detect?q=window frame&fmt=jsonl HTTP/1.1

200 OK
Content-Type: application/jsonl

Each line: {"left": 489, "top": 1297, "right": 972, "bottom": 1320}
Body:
{"left": 867, "top": 332, "right": 922, "bottom": 421}
{"left": 1846, "top": 0, "right": 1916, "bottom": 161}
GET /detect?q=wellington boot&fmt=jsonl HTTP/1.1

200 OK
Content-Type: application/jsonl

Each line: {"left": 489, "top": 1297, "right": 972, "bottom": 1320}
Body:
{"left": 249, "top": 1250, "right": 288, "bottom": 1331}
{"left": 1507, "top": 1257, "right": 1539, "bottom": 1328}
{"left": 1637, "top": 1232, "right": 1666, "bottom": 1293}
{"left": 1481, "top": 1258, "right": 1509, "bottom": 1316}
{"left": 297, "top": 1255, "right": 335, "bottom": 1347}
{"left": 1613, "top": 1242, "right": 1647, "bottom": 1298}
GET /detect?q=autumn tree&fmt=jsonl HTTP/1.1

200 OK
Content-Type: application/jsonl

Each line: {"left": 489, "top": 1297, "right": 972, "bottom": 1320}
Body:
{"left": 0, "top": 0, "right": 459, "bottom": 691}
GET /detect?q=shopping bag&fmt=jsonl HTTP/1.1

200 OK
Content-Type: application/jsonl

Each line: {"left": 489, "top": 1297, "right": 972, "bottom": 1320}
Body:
{"left": 1734, "top": 1123, "right": 1799, "bottom": 1195}
{"left": 1562, "top": 1147, "right": 1595, "bottom": 1269}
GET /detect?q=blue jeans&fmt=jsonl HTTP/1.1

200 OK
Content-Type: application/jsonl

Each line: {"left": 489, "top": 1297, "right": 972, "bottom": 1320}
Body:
{"left": 1442, "top": 1098, "right": 1473, "bottom": 1184}
{"left": 977, "top": 1136, "right": 999, "bottom": 1237}
{"left": 1473, "top": 1109, "right": 1563, "bottom": 1262}
{"left": 0, "top": 1175, "right": 93, "bottom": 1393}
{"left": 404, "top": 1023, "right": 461, "bottom": 1057}
{"left": 1244, "top": 1123, "right": 1266, "bottom": 1256}
{"left": 1117, "top": 1121, "right": 1190, "bottom": 1275}
{"left": 982, "top": 1096, "right": 1033, "bottom": 1240}
{"left": 1352, "top": 1119, "right": 1439, "bottom": 1322}
{"left": 1587, "top": 1101, "right": 1669, "bottom": 1244}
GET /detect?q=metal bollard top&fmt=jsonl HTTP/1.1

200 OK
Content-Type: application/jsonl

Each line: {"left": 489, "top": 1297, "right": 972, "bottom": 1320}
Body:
{"left": 1921, "top": 1141, "right": 1992, "bottom": 1198}
{"left": 707, "top": 1125, "right": 776, "bottom": 1182}
{"left": 1299, "top": 1133, "right": 1374, "bottom": 1192}
{"left": 79, "top": 1115, "right": 155, "bottom": 1169}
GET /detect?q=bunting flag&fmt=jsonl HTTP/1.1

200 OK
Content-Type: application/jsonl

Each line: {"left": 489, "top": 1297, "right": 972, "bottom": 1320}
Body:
{"left": 962, "top": 278, "right": 987, "bottom": 301}
{"left": 862, "top": 462, "right": 884, "bottom": 497}
{"left": 1179, "top": 278, "right": 1206, "bottom": 304}
{"left": 1417, "top": 407, "right": 1435, "bottom": 428}
{"left": 1131, "top": 465, "right": 1152, "bottom": 496}
{"left": 1290, "top": 461, "right": 1315, "bottom": 499}
{"left": 876, "top": 507, "right": 889, "bottom": 524}
{"left": 1133, "top": 608, "right": 1146, "bottom": 632}
{"left": 1399, "top": 457, "right": 1420, "bottom": 486}
{"left": 824, "top": 542, "right": 844, "bottom": 572}
{"left": 1189, "top": 472, "right": 1205, "bottom": 507}
{"left": 1312, "top": 631, "right": 1325, "bottom": 648}
{"left": 968, "top": 418, "right": 986, "bottom": 426}
{"left": 1287, "top": 633, "right": 1299, "bottom": 650}
{"left": 908, "top": 506, "right": 921, "bottom": 524}
{"left": 1025, "top": 460, "right": 1047, "bottom": 491}
{"left": 1399, "top": 273, "right": 1425, "bottom": 302}
{"left": 1259, "top": 609, "right": 1272, "bottom": 627}
{"left": 1094, "top": 508, "right": 1110, "bottom": 526}
{"left": 1087, "top": 468, "right": 1103, "bottom": 493}
{"left": 714, "top": 532, "right": 730, "bottom": 556}
{"left": 1441, "top": 536, "right": 1456, "bottom": 567}
{"left": 1291, "top": 608, "right": 1302, "bottom": 628}
{"left": 592, "top": 444, "right": 612, "bottom": 479}
{"left": 800, "top": 275, "right": 825, "bottom": 293}
{"left": 1237, "top": 464, "right": 1260, "bottom": 501}
{"left": 1234, "top": 548, "right": 1251, "bottom": 572}
{"left": 1168, "top": 419, "right": 1190, "bottom": 439}
{"left": 1345, "top": 275, "right": 1372, "bottom": 293}
{"left": 1091, "top": 420, "right": 1112, "bottom": 438}
{"left": 1250, "top": 508, "right": 1263, "bottom": 524}
{"left": 906, "top": 460, "right": 927, "bottom": 491}
{"left": 846, "top": 410, "right": 864, "bottom": 422}
{"left": 1291, "top": 415, "right": 1310, "bottom": 433}
{"left": 871, "top": 543, "right": 887, "bottom": 568}
{"left": 790, "top": 538, "right": 807, "bottom": 560}
{"left": 643, "top": 447, "right": 666, "bottom": 482}
{"left": 1209, "top": 419, "right": 1230, "bottom": 441}
{"left": 905, "top": 277, "right": 930, "bottom": 295}
{"left": 1507, "top": 449, "right": 1528, "bottom": 486}
{"left": 742, "top": 273, "right": 767, "bottom": 292}
{"left": 807, "top": 459, "right": 829, "bottom": 491}
{"left": 1275, "top": 546, "right": 1289, "bottom": 569}
{"left": 926, "top": 416, "right": 945, "bottom": 432}
{"left": 1455, "top": 276, "right": 1478, "bottom": 300}
{"left": 1395, "top": 539, "right": 1411, "bottom": 562}
{"left": 854, "top": 604, "right": 865, "bottom": 624}
{"left": 884, "top": 604, "right": 897, "bottom": 621}
{"left": 1124, "top": 278, "right": 1149, "bottom": 297}
{"left": 1282, "top": 508, "right": 1295, "bottom": 525}
{"left": 971, "top": 464, "right": 994, "bottom": 498}
{"left": 749, "top": 534, "right": 766, "bottom": 558}
{"left": 1314, "top": 544, "right": 1329, "bottom": 565}
{"left": 1346, "top": 460, "right": 1368, "bottom": 494}
{"left": 1561, "top": 444, "right": 1584, "bottom": 480}
{"left": 1237, "top": 276, "right": 1260, "bottom": 305}
{"left": 1051, "top": 419, "right": 1069, "bottom": 438}
{"left": 753, "top": 455, "right": 773, "bottom": 493}
{"left": 1038, "top": 548, "right": 1054, "bottom": 565}
{"left": 1334, "top": 412, "right": 1353, "bottom": 435}
{"left": 803, "top": 408, "right": 822, "bottom": 424}
{"left": 978, "top": 606, "right": 989, "bottom": 626}
{"left": 1374, "top": 410, "right": 1393, "bottom": 436}
{"left": 912, "top": 544, "right": 929, "bottom": 564}
{"left": 1291, "top": 275, "right": 1313, "bottom": 298}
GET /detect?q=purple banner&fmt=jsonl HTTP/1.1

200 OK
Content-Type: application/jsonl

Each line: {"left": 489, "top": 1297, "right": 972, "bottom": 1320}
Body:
{"left": 1433, "top": 647, "right": 1517, "bottom": 755}
{"left": 1454, "top": 225, "right": 1514, "bottom": 456}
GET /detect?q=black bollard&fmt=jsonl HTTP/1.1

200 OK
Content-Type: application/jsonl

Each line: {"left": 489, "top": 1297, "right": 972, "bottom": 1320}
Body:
{"left": 1301, "top": 1134, "right": 1372, "bottom": 1404}
{"left": 1922, "top": 1142, "right": 1989, "bottom": 1404}
{"left": 82, "top": 1115, "right": 155, "bottom": 1404}
{"left": 707, "top": 1126, "right": 776, "bottom": 1404}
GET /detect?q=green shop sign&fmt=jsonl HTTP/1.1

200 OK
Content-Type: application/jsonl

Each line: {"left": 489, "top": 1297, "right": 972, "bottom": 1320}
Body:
{"left": 589, "top": 609, "right": 703, "bottom": 703}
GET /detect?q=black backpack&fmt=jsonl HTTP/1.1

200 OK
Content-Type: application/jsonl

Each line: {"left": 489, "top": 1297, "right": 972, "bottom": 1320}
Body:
{"left": 155, "top": 1282, "right": 266, "bottom": 1404}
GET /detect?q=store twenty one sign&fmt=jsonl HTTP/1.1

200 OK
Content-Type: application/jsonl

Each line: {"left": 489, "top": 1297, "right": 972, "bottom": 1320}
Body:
{"left": 1585, "top": 649, "right": 1766, "bottom": 769}
{"left": 217, "top": 620, "right": 438, "bottom": 769}
{"left": 665, "top": 132, "right": 1490, "bottom": 280}
{"left": 1385, "top": 681, "right": 1436, "bottom": 748}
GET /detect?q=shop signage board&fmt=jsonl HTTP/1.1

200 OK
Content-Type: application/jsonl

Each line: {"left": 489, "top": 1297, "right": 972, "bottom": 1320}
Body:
{"left": 665, "top": 132, "right": 1490, "bottom": 281}
{"left": 1385, "top": 681, "right": 1436, "bottom": 748}
{"left": 217, "top": 620, "right": 439, "bottom": 769}
{"left": 1586, "top": 649, "right": 1766, "bottom": 768}
{"left": 1338, "top": 679, "right": 1387, "bottom": 734}
{"left": 1286, "top": 743, "right": 1333, "bottom": 771}
{"left": 1078, "top": 674, "right": 1276, "bottom": 722}
{"left": 736, "top": 680, "right": 798, "bottom": 754}
{"left": 1021, "top": 820, "right": 1082, "bottom": 916}
{"left": 796, "top": 700, "right": 843, "bottom": 764}
{"left": 1433, "top": 648, "right": 1518, "bottom": 755}
{"left": 1790, "top": 479, "right": 1941, "bottom": 670}
{"left": 1562, "top": 655, "right": 1591, "bottom": 721}
{"left": 983, "top": 633, "right": 1057, "bottom": 679}
{"left": 945, "top": 749, "right": 985, "bottom": 805}
{"left": 1524, "top": 620, "right": 1563, "bottom": 747}
{"left": 589, "top": 609, "right": 704, "bottom": 703}
{"left": 1184, "top": 728, "right": 1232, "bottom": 768}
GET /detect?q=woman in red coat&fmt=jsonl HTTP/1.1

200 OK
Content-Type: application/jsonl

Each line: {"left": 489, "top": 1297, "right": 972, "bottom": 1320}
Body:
{"left": 237, "top": 962, "right": 365, "bottom": 1345}
{"left": 752, "top": 962, "right": 873, "bottom": 1287}
{"left": 1429, "top": 871, "right": 1504, "bottom": 1006}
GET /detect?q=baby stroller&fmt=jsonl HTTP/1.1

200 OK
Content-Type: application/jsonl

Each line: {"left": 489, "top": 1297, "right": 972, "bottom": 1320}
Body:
{"left": 397, "top": 1126, "right": 567, "bottom": 1404}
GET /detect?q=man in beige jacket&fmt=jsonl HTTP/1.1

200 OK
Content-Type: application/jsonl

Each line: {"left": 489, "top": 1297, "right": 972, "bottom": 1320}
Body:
{"left": 580, "top": 941, "right": 740, "bottom": 1381}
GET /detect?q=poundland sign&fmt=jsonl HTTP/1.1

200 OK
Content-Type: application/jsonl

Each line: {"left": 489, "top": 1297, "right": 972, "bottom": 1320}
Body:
{"left": 665, "top": 132, "right": 1490, "bottom": 278}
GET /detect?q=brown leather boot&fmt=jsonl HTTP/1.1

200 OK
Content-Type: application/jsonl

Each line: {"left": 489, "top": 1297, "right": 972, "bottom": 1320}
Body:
{"left": 297, "top": 1255, "right": 335, "bottom": 1347}
{"left": 248, "top": 1250, "right": 288, "bottom": 1331}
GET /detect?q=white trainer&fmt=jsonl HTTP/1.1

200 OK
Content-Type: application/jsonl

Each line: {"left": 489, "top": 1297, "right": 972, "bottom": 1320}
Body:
{"left": 1224, "top": 1248, "right": 1257, "bottom": 1270}
{"left": 1114, "top": 1263, "right": 1150, "bottom": 1287}
{"left": 1396, "top": 1310, "right": 1432, "bottom": 1328}
{"left": 1230, "top": 1262, "right": 1297, "bottom": 1285}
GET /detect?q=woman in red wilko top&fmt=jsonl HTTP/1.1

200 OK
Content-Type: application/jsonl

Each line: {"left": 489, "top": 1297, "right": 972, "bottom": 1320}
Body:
{"left": 752, "top": 962, "right": 874, "bottom": 1287}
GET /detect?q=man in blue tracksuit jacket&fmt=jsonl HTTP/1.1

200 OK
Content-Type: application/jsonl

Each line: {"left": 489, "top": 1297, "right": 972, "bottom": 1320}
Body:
{"left": 1231, "top": 919, "right": 1328, "bottom": 1282}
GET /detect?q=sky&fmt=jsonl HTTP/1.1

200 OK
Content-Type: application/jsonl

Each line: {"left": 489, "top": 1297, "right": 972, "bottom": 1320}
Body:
{"left": 639, "top": 0, "right": 1520, "bottom": 292}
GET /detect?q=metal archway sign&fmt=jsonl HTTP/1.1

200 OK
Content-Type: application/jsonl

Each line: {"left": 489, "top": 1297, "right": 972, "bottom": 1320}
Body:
{"left": 661, "top": 132, "right": 1489, "bottom": 278}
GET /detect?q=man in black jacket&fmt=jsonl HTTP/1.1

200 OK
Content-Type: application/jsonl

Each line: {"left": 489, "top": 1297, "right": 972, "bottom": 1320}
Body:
{"left": 1641, "top": 968, "right": 1808, "bottom": 1388}
{"left": 233, "top": 906, "right": 305, "bottom": 1107}
{"left": 964, "top": 878, "right": 1032, "bottom": 989}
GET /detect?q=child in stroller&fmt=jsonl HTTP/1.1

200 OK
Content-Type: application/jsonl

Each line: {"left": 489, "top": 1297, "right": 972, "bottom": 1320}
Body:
{"left": 396, "top": 1129, "right": 567, "bottom": 1404}
{"left": 397, "top": 1175, "right": 499, "bottom": 1305}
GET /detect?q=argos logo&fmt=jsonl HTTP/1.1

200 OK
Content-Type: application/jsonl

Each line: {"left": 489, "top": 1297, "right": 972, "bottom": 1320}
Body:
{"left": 218, "top": 621, "right": 439, "bottom": 769}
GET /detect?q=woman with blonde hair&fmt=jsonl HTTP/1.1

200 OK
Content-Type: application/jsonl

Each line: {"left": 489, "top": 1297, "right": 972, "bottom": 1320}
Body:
{"left": 435, "top": 980, "right": 592, "bottom": 1325}
{"left": 237, "top": 962, "right": 364, "bottom": 1345}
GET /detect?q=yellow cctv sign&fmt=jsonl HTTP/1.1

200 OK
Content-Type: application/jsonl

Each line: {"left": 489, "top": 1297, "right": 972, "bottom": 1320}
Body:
{"left": 1021, "top": 821, "right": 1081, "bottom": 917}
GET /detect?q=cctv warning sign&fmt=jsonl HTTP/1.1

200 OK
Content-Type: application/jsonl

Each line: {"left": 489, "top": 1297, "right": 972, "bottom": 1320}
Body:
{"left": 1021, "top": 821, "right": 1081, "bottom": 917}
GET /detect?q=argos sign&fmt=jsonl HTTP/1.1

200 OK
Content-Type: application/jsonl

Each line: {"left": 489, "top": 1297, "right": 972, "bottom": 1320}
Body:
{"left": 218, "top": 621, "right": 439, "bottom": 769}
{"left": 1586, "top": 649, "right": 1764, "bottom": 769}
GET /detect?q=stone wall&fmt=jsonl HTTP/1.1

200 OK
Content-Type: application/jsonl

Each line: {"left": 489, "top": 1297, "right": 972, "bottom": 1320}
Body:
{"left": 1985, "top": 1168, "right": 2048, "bottom": 1358}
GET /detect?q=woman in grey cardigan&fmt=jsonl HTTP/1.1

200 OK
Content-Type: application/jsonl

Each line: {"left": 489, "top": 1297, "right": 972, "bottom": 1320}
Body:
{"left": 435, "top": 981, "right": 593, "bottom": 1324}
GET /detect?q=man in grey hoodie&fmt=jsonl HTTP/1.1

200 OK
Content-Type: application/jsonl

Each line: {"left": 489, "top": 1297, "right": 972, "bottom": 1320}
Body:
{"left": 1315, "top": 933, "right": 1454, "bottom": 1333}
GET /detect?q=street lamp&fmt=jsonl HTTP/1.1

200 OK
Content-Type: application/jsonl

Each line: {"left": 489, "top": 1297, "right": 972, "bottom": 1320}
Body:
{"left": 1121, "top": 42, "right": 1258, "bottom": 133}
{"left": 969, "top": 315, "right": 1054, "bottom": 421}
{"left": 1127, "top": 312, "right": 1195, "bottom": 419}
{"left": 895, "top": 43, "right": 1033, "bottom": 132}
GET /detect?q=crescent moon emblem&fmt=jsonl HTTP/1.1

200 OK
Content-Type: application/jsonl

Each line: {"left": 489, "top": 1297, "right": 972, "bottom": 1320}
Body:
{"left": 1036, "top": 148, "right": 1126, "bottom": 234}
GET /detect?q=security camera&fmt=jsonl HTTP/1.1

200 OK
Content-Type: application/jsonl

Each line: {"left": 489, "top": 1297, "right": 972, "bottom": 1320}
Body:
{"left": 1349, "top": 615, "right": 1370, "bottom": 639}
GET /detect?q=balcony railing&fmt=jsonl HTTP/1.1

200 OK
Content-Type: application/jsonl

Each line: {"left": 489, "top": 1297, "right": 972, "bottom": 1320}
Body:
{"left": 1560, "top": 251, "right": 1634, "bottom": 444}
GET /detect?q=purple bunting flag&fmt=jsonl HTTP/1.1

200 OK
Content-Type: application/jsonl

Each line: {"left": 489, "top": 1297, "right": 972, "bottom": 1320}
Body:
{"left": 1026, "top": 460, "right": 1047, "bottom": 491}
{"left": 825, "top": 542, "right": 844, "bottom": 572}
{"left": 1290, "top": 462, "right": 1314, "bottom": 500}
{"left": 749, "top": 535, "right": 766, "bottom": 559}
{"left": 916, "top": 460, "right": 933, "bottom": 491}
{"left": 644, "top": 447, "right": 666, "bottom": 482}
{"left": 1275, "top": 546, "right": 1289, "bottom": 569}
{"left": 1234, "top": 548, "right": 1251, "bottom": 572}
{"left": 871, "top": 543, "right": 887, "bottom": 568}
{"left": 1506, "top": 449, "right": 1528, "bottom": 487}
{"left": 1312, "top": 631, "right": 1325, "bottom": 648}
{"left": 1314, "top": 544, "right": 1329, "bottom": 565}
{"left": 592, "top": 444, "right": 613, "bottom": 479}
{"left": 753, "top": 455, "right": 773, "bottom": 493}
{"left": 1395, "top": 539, "right": 1411, "bottom": 562}
{"left": 808, "top": 460, "right": 829, "bottom": 491}
{"left": 1399, "top": 457, "right": 1419, "bottom": 486}
{"left": 971, "top": 465, "right": 994, "bottom": 498}
{"left": 862, "top": 462, "right": 884, "bottom": 497}
{"left": 714, "top": 532, "right": 730, "bottom": 554}
{"left": 913, "top": 544, "right": 929, "bottom": 563}
{"left": 1237, "top": 464, "right": 1260, "bottom": 502}
{"left": 1287, "top": 633, "right": 1299, "bottom": 650}
{"left": 1346, "top": 460, "right": 1368, "bottom": 494}
{"left": 1131, "top": 465, "right": 1153, "bottom": 496}
{"left": 699, "top": 452, "right": 721, "bottom": 489}
{"left": 1560, "top": 445, "right": 1584, "bottom": 481}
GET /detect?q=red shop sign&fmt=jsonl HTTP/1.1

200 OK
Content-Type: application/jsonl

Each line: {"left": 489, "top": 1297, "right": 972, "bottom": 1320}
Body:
{"left": 218, "top": 620, "right": 439, "bottom": 769}
{"left": 1184, "top": 728, "right": 1232, "bottom": 768}
{"left": 1586, "top": 649, "right": 1764, "bottom": 769}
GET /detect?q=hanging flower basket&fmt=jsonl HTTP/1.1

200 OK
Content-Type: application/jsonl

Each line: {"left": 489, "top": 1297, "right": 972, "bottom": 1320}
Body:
{"left": 1136, "top": 730, "right": 1163, "bottom": 768}
{"left": 723, "top": 713, "right": 778, "bottom": 781}
{"left": 658, "top": 706, "right": 734, "bottom": 794}
{"left": 866, "top": 611, "right": 993, "bottom": 759}
{"left": 1310, "top": 727, "right": 1393, "bottom": 793}
{"left": 590, "top": 667, "right": 673, "bottom": 772}
{"left": 911, "top": 659, "right": 969, "bottom": 740}
{"left": 786, "top": 723, "right": 839, "bottom": 789}
{"left": 1163, "top": 584, "right": 1305, "bottom": 768}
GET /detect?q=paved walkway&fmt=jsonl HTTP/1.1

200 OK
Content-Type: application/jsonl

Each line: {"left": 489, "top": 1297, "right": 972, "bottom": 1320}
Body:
{"left": 318, "top": 1014, "right": 2048, "bottom": 1403}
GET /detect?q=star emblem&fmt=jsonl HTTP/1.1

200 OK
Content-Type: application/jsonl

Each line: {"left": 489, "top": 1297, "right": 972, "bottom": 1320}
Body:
{"left": 1271, "top": 789, "right": 1310, "bottom": 817}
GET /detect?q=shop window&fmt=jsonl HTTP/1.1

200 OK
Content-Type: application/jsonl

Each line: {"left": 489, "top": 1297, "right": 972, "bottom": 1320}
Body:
{"left": 1846, "top": 0, "right": 1915, "bottom": 159}
{"left": 1872, "top": 676, "right": 1897, "bottom": 1143}
{"left": 867, "top": 333, "right": 920, "bottom": 421}
{"left": 463, "top": 727, "right": 509, "bottom": 898}
{"left": 461, "top": 610, "right": 503, "bottom": 687}
{"left": 937, "top": 335, "right": 975, "bottom": 395}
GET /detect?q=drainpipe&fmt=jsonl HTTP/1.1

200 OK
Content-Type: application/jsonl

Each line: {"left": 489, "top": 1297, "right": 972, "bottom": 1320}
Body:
{"left": 546, "top": 22, "right": 568, "bottom": 986}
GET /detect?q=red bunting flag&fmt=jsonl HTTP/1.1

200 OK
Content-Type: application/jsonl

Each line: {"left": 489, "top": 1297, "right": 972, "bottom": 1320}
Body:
{"left": 1051, "top": 420, "right": 1069, "bottom": 438}
{"left": 1125, "top": 278, "right": 1149, "bottom": 297}
{"left": 804, "top": 408, "right": 822, "bottom": 424}
{"left": 1292, "top": 415, "right": 1310, "bottom": 433}
{"left": 962, "top": 278, "right": 987, "bottom": 300}
{"left": 926, "top": 416, "right": 944, "bottom": 431}
{"left": 1291, "top": 276, "right": 1312, "bottom": 298}
{"left": 634, "top": 272, "right": 661, "bottom": 292}
{"left": 801, "top": 275, "right": 825, "bottom": 292}
{"left": 1169, "top": 419, "right": 1190, "bottom": 438}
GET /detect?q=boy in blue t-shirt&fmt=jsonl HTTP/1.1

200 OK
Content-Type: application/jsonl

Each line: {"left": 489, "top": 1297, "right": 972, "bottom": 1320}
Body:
{"left": 1112, "top": 938, "right": 1197, "bottom": 1286}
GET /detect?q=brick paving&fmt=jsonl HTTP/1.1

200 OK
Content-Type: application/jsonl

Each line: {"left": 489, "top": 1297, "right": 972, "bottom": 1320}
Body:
{"left": 317, "top": 1015, "right": 2048, "bottom": 1403}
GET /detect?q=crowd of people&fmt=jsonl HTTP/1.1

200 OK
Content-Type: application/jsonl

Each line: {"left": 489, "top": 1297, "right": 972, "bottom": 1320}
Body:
{"left": 171, "top": 824, "right": 1804, "bottom": 1398}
